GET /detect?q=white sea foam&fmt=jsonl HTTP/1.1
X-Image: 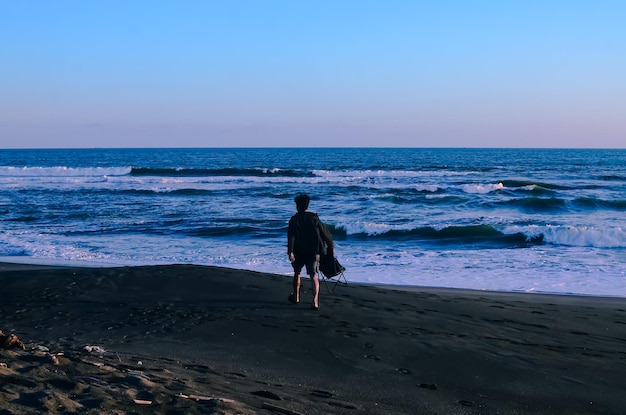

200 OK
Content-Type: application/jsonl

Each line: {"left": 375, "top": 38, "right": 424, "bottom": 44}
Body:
{"left": 506, "top": 225, "right": 626, "bottom": 248}
{"left": 340, "top": 221, "right": 395, "bottom": 235}
{"left": 459, "top": 182, "right": 504, "bottom": 194}
{"left": 542, "top": 225, "right": 626, "bottom": 248}
{"left": 415, "top": 184, "right": 441, "bottom": 192}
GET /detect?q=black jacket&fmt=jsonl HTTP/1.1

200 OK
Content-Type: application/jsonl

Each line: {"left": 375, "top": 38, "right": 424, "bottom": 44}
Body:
{"left": 287, "top": 211, "right": 333, "bottom": 260}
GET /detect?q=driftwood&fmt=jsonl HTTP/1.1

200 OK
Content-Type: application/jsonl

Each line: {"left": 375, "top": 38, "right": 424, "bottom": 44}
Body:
{"left": 0, "top": 329, "right": 25, "bottom": 350}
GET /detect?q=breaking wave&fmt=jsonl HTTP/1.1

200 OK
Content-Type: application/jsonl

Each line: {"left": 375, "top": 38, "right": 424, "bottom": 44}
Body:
{"left": 0, "top": 166, "right": 131, "bottom": 177}
{"left": 130, "top": 167, "right": 313, "bottom": 177}
{"left": 333, "top": 222, "right": 626, "bottom": 249}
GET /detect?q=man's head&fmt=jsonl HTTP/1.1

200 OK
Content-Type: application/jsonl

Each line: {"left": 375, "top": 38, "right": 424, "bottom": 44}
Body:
{"left": 294, "top": 194, "right": 310, "bottom": 212}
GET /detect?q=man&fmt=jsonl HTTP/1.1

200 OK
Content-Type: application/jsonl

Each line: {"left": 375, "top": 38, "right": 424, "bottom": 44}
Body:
{"left": 287, "top": 194, "right": 334, "bottom": 310}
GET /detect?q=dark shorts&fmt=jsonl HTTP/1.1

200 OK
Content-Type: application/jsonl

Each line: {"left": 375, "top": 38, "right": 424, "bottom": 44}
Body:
{"left": 292, "top": 254, "right": 320, "bottom": 277}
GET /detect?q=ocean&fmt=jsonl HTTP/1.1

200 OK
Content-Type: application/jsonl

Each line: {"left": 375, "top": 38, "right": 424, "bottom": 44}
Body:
{"left": 1, "top": 148, "right": 625, "bottom": 296}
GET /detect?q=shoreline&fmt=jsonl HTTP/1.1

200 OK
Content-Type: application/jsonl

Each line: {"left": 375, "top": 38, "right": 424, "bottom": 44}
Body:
{"left": 2, "top": 259, "right": 625, "bottom": 300}
{"left": 2, "top": 262, "right": 626, "bottom": 414}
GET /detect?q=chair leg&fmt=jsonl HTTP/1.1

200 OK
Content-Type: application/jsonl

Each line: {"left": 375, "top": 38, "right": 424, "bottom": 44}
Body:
{"left": 322, "top": 273, "right": 348, "bottom": 294}
{"left": 322, "top": 277, "right": 332, "bottom": 294}
{"left": 338, "top": 273, "right": 348, "bottom": 287}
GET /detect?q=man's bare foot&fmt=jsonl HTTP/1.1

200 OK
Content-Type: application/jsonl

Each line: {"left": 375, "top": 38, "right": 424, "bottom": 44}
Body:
{"left": 288, "top": 293, "right": 300, "bottom": 304}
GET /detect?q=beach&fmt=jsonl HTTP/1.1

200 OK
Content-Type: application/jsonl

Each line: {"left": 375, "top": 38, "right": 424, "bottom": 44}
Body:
{"left": 1, "top": 262, "right": 625, "bottom": 414}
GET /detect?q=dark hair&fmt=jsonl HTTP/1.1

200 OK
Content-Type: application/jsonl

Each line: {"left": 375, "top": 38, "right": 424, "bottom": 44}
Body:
{"left": 294, "top": 194, "right": 310, "bottom": 212}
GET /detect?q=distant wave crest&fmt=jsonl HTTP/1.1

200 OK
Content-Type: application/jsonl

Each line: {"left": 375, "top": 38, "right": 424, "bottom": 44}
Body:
{"left": 130, "top": 167, "right": 313, "bottom": 177}
{"left": 0, "top": 166, "right": 131, "bottom": 177}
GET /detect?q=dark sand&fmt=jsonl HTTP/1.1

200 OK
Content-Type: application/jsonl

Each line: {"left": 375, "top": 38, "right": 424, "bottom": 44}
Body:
{"left": 1, "top": 262, "right": 625, "bottom": 414}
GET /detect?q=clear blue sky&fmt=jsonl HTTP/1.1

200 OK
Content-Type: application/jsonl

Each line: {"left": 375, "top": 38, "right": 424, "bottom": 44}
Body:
{"left": 1, "top": 1, "right": 625, "bottom": 148}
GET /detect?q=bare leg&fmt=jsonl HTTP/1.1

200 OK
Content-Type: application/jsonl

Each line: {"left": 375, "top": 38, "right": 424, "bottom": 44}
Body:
{"left": 292, "top": 273, "right": 301, "bottom": 303}
{"left": 311, "top": 273, "right": 320, "bottom": 309}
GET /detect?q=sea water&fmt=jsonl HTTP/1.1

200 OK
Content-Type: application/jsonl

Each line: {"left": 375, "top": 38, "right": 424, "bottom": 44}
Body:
{"left": 1, "top": 148, "right": 625, "bottom": 296}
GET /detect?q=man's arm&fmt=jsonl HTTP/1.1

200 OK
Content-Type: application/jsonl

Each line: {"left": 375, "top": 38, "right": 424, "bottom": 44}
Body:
{"left": 287, "top": 218, "right": 296, "bottom": 255}
{"left": 318, "top": 220, "right": 334, "bottom": 253}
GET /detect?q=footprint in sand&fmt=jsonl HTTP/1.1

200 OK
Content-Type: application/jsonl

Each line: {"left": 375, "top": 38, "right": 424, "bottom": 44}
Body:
{"left": 311, "top": 390, "right": 333, "bottom": 398}
{"left": 251, "top": 390, "right": 281, "bottom": 400}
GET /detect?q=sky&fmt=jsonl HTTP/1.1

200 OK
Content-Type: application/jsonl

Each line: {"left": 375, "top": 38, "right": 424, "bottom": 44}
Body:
{"left": 1, "top": 1, "right": 625, "bottom": 148}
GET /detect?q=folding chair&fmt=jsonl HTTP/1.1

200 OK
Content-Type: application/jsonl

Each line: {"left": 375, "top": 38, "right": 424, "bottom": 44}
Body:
{"left": 319, "top": 253, "right": 347, "bottom": 293}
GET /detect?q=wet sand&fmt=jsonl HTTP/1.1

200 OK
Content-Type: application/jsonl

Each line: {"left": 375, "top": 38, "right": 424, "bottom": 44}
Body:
{"left": 1, "top": 262, "right": 625, "bottom": 414}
